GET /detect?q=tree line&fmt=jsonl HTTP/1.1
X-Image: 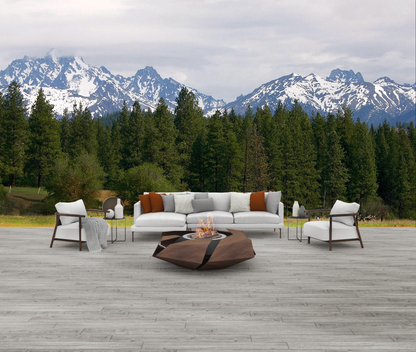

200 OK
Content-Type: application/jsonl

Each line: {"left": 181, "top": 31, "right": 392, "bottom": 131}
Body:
{"left": 0, "top": 81, "right": 415, "bottom": 219}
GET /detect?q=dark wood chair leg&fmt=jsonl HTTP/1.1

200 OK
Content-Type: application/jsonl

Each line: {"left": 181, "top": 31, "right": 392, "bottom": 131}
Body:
{"left": 329, "top": 219, "right": 333, "bottom": 251}
{"left": 132, "top": 231, "right": 134, "bottom": 242}
{"left": 50, "top": 213, "right": 60, "bottom": 248}
{"left": 50, "top": 225, "right": 57, "bottom": 248}
{"left": 355, "top": 216, "right": 364, "bottom": 248}
{"left": 79, "top": 219, "right": 82, "bottom": 251}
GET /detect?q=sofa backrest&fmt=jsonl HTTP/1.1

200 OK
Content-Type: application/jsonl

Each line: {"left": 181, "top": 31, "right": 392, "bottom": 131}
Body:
{"left": 207, "top": 192, "right": 231, "bottom": 211}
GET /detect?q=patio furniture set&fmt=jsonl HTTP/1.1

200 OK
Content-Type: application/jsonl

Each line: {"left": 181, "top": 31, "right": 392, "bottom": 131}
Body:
{"left": 50, "top": 192, "right": 364, "bottom": 269}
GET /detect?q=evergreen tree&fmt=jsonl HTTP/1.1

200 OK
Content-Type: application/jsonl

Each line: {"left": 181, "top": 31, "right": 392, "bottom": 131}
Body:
{"left": 0, "top": 93, "right": 5, "bottom": 183}
{"left": 205, "top": 111, "right": 228, "bottom": 191}
{"left": 118, "top": 101, "right": 131, "bottom": 169}
{"left": 174, "top": 87, "right": 205, "bottom": 186}
{"left": 222, "top": 110, "right": 244, "bottom": 191}
{"left": 60, "top": 108, "right": 70, "bottom": 155}
{"left": 68, "top": 103, "right": 98, "bottom": 158}
{"left": 348, "top": 119, "right": 377, "bottom": 205}
{"left": 97, "top": 121, "right": 121, "bottom": 189}
{"left": 126, "top": 101, "right": 146, "bottom": 168}
{"left": 147, "top": 98, "right": 183, "bottom": 187}
{"left": 323, "top": 128, "right": 349, "bottom": 207}
{"left": 396, "top": 126, "right": 416, "bottom": 218}
{"left": 2, "top": 81, "right": 28, "bottom": 186}
{"left": 26, "top": 88, "right": 61, "bottom": 187}
{"left": 254, "top": 104, "right": 281, "bottom": 190}
{"left": 246, "top": 124, "right": 270, "bottom": 191}
{"left": 241, "top": 106, "right": 254, "bottom": 192}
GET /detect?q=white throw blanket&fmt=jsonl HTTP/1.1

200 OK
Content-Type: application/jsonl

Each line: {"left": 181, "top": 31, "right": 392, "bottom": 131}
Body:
{"left": 81, "top": 217, "right": 108, "bottom": 252}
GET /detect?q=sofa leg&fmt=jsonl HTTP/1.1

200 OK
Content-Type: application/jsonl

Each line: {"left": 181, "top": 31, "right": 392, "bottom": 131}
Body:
{"left": 132, "top": 231, "right": 134, "bottom": 242}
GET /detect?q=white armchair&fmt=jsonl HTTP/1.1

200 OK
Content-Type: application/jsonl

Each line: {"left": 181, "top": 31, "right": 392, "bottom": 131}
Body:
{"left": 50, "top": 199, "right": 110, "bottom": 251}
{"left": 304, "top": 200, "right": 364, "bottom": 251}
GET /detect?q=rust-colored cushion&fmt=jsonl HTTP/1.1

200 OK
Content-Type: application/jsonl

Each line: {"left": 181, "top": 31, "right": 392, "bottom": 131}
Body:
{"left": 250, "top": 191, "right": 267, "bottom": 211}
{"left": 149, "top": 192, "right": 165, "bottom": 212}
{"left": 139, "top": 194, "right": 152, "bottom": 213}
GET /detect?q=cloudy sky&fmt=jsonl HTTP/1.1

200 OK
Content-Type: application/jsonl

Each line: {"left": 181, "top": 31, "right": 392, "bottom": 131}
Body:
{"left": 0, "top": 0, "right": 414, "bottom": 102}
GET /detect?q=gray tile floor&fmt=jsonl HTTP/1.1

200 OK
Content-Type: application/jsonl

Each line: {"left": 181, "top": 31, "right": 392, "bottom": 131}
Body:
{"left": 0, "top": 226, "right": 415, "bottom": 351}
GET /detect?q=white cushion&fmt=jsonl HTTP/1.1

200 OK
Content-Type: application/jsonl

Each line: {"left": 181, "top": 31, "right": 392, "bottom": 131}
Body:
{"left": 208, "top": 192, "right": 231, "bottom": 211}
{"left": 187, "top": 211, "right": 234, "bottom": 224}
{"left": 233, "top": 211, "right": 281, "bottom": 224}
{"left": 135, "top": 213, "right": 187, "bottom": 227}
{"left": 330, "top": 200, "right": 360, "bottom": 226}
{"left": 174, "top": 194, "right": 195, "bottom": 214}
{"left": 55, "top": 221, "right": 110, "bottom": 241}
{"left": 304, "top": 221, "right": 358, "bottom": 241}
{"left": 229, "top": 192, "right": 250, "bottom": 213}
{"left": 265, "top": 191, "right": 281, "bottom": 214}
{"left": 55, "top": 199, "right": 88, "bottom": 225}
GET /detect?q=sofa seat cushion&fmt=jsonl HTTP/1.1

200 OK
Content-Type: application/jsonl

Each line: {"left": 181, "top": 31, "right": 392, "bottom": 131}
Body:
{"left": 187, "top": 211, "right": 233, "bottom": 224}
{"left": 233, "top": 211, "right": 281, "bottom": 224}
{"left": 135, "top": 212, "right": 186, "bottom": 227}
{"left": 304, "top": 221, "right": 358, "bottom": 241}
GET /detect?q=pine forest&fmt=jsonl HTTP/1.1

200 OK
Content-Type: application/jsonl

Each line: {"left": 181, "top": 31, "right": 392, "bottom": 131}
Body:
{"left": 0, "top": 81, "right": 415, "bottom": 219}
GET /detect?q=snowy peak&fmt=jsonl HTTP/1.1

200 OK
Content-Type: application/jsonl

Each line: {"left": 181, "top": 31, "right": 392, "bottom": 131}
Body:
{"left": 0, "top": 52, "right": 225, "bottom": 116}
{"left": 327, "top": 69, "right": 364, "bottom": 83}
{"left": 222, "top": 70, "right": 415, "bottom": 125}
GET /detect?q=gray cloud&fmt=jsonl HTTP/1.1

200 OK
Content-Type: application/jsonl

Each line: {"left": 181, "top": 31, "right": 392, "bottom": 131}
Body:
{"left": 0, "top": 0, "right": 414, "bottom": 102}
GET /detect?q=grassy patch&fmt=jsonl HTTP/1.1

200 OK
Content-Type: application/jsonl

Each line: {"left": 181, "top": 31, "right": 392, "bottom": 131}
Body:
{"left": 0, "top": 215, "right": 413, "bottom": 228}
{"left": 0, "top": 215, "right": 135, "bottom": 227}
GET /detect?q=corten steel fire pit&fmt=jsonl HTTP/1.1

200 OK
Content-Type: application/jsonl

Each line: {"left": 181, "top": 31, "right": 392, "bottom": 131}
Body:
{"left": 153, "top": 229, "right": 255, "bottom": 270}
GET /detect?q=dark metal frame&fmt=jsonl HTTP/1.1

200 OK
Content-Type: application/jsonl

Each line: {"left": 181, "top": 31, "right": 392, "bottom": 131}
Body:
{"left": 50, "top": 209, "right": 107, "bottom": 251}
{"left": 305, "top": 209, "right": 364, "bottom": 251}
{"left": 287, "top": 215, "right": 308, "bottom": 242}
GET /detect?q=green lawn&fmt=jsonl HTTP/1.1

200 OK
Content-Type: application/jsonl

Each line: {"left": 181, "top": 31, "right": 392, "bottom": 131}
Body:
{"left": 0, "top": 215, "right": 413, "bottom": 228}
{"left": 0, "top": 215, "right": 135, "bottom": 227}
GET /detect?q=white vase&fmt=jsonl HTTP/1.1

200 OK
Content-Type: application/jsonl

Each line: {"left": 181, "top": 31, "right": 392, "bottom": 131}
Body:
{"left": 115, "top": 198, "right": 123, "bottom": 219}
{"left": 292, "top": 201, "right": 299, "bottom": 217}
{"left": 106, "top": 209, "right": 114, "bottom": 219}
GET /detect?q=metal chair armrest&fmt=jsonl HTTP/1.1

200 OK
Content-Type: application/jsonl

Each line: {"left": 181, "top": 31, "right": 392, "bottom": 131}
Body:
{"left": 328, "top": 212, "right": 359, "bottom": 218}
{"left": 55, "top": 212, "right": 86, "bottom": 218}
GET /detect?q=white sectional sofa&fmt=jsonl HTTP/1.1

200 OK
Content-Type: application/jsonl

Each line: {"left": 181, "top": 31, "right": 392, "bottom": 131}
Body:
{"left": 131, "top": 192, "right": 284, "bottom": 241}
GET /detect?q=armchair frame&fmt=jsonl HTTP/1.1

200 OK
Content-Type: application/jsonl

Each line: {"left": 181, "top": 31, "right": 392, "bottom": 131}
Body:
{"left": 50, "top": 209, "right": 108, "bottom": 251}
{"left": 305, "top": 209, "right": 364, "bottom": 251}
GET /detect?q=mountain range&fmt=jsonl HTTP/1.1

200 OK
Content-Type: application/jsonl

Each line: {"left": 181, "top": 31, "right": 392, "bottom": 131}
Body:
{"left": 0, "top": 50, "right": 414, "bottom": 126}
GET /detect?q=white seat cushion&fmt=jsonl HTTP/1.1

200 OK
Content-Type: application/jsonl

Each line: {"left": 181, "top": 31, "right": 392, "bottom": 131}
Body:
{"left": 55, "top": 221, "right": 110, "bottom": 241}
{"left": 135, "top": 212, "right": 186, "bottom": 227}
{"left": 304, "top": 221, "right": 358, "bottom": 241}
{"left": 187, "top": 211, "right": 234, "bottom": 224}
{"left": 233, "top": 211, "right": 281, "bottom": 224}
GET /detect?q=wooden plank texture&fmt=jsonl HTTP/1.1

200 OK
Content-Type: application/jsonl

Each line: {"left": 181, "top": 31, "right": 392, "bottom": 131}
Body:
{"left": 0, "top": 226, "right": 415, "bottom": 351}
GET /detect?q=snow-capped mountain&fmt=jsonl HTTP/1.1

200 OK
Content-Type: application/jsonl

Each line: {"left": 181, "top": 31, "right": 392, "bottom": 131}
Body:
{"left": 0, "top": 51, "right": 414, "bottom": 125}
{"left": 221, "top": 69, "right": 415, "bottom": 125}
{"left": 0, "top": 50, "right": 225, "bottom": 116}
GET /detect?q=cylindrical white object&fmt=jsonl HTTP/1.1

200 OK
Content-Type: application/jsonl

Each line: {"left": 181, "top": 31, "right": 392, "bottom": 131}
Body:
{"left": 292, "top": 201, "right": 299, "bottom": 217}
{"left": 114, "top": 198, "right": 123, "bottom": 219}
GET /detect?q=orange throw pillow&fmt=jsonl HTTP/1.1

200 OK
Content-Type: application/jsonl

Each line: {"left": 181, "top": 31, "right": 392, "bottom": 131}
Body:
{"left": 139, "top": 194, "right": 152, "bottom": 213}
{"left": 149, "top": 192, "right": 164, "bottom": 213}
{"left": 250, "top": 191, "right": 267, "bottom": 211}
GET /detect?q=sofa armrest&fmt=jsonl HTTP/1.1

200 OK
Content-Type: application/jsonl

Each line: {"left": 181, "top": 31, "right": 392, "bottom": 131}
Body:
{"left": 278, "top": 202, "right": 284, "bottom": 222}
{"left": 134, "top": 201, "right": 143, "bottom": 222}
